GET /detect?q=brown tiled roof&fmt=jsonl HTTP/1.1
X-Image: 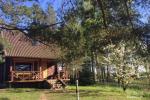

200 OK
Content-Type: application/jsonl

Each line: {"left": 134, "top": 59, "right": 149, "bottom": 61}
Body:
{"left": 0, "top": 31, "right": 60, "bottom": 59}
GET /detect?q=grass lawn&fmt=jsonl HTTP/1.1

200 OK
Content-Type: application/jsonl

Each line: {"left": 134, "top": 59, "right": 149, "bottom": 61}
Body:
{"left": 0, "top": 85, "right": 149, "bottom": 100}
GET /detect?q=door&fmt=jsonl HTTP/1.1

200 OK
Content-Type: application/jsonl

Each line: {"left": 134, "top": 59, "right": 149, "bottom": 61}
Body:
{"left": 42, "top": 60, "right": 47, "bottom": 79}
{"left": 47, "top": 62, "right": 56, "bottom": 79}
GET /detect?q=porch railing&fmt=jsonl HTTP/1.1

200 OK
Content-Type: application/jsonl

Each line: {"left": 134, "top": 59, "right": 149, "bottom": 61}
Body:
{"left": 10, "top": 71, "right": 42, "bottom": 82}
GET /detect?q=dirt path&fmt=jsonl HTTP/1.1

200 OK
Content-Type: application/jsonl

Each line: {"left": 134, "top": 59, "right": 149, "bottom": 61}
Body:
{"left": 40, "top": 93, "right": 47, "bottom": 100}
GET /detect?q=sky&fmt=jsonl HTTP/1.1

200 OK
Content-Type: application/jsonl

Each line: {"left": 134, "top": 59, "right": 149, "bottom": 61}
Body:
{"left": 1, "top": 0, "right": 150, "bottom": 24}
{"left": 25, "top": 0, "right": 63, "bottom": 18}
{"left": 23, "top": 0, "right": 64, "bottom": 21}
{"left": 137, "top": 7, "right": 150, "bottom": 23}
{"left": 39, "top": 0, "right": 63, "bottom": 10}
{"left": 27, "top": 0, "right": 63, "bottom": 11}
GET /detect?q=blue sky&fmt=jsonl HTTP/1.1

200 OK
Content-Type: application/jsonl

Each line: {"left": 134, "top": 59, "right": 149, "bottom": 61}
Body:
{"left": 38, "top": 0, "right": 63, "bottom": 11}
{"left": 1, "top": 0, "right": 150, "bottom": 24}
{"left": 136, "top": 6, "right": 150, "bottom": 23}
{"left": 25, "top": 0, "right": 63, "bottom": 11}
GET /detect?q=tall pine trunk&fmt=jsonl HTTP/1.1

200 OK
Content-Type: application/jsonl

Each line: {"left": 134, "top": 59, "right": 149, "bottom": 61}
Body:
{"left": 91, "top": 50, "right": 97, "bottom": 83}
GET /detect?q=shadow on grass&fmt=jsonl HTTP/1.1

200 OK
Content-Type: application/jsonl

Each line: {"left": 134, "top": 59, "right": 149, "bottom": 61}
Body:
{"left": 4, "top": 88, "right": 43, "bottom": 93}
{"left": 143, "top": 92, "right": 150, "bottom": 98}
{"left": 1, "top": 86, "right": 149, "bottom": 99}
{"left": 43, "top": 89, "right": 124, "bottom": 98}
{"left": 0, "top": 97, "right": 9, "bottom": 100}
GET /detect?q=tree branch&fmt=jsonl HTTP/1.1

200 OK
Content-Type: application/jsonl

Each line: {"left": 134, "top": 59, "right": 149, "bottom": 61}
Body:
{"left": 96, "top": 0, "right": 107, "bottom": 28}
{"left": 0, "top": 22, "right": 64, "bottom": 47}
{"left": 123, "top": 0, "right": 134, "bottom": 30}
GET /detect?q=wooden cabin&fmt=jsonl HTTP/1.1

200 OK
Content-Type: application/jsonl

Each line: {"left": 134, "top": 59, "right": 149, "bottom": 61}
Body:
{"left": 0, "top": 30, "right": 69, "bottom": 89}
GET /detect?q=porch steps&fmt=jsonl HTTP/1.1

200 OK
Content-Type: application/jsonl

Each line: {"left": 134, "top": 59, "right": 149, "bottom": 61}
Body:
{"left": 58, "top": 79, "right": 67, "bottom": 87}
{"left": 46, "top": 79, "right": 66, "bottom": 90}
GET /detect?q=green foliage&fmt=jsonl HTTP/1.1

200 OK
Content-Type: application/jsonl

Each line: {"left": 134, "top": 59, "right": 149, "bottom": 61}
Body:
{"left": 79, "top": 58, "right": 95, "bottom": 85}
{"left": 0, "top": 30, "right": 11, "bottom": 63}
{"left": 0, "top": 0, "right": 149, "bottom": 88}
{"left": 0, "top": 0, "right": 56, "bottom": 27}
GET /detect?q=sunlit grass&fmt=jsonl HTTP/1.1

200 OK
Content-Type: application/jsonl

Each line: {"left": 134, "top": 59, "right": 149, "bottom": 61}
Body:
{"left": 0, "top": 85, "right": 149, "bottom": 100}
{"left": 0, "top": 88, "right": 40, "bottom": 100}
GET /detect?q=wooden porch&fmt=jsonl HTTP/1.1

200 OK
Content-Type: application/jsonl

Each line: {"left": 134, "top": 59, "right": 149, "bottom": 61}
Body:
{"left": 10, "top": 71, "right": 43, "bottom": 82}
{"left": 9, "top": 67, "right": 70, "bottom": 83}
{"left": 9, "top": 70, "right": 70, "bottom": 90}
{"left": 5, "top": 57, "right": 70, "bottom": 89}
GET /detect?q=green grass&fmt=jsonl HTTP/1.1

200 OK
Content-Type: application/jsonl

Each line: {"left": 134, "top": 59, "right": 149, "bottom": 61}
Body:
{"left": 0, "top": 88, "right": 40, "bottom": 100}
{"left": 0, "top": 85, "right": 149, "bottom": 100}
{"left": 65, "top": 85, "right": 150, "bottom": 100}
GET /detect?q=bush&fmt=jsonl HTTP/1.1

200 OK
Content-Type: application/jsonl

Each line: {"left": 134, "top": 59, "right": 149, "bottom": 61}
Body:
{"left": 78, "top": 59, "right": 95, "bottom": 85}
{"left": 79, "top": 71, "right": 95, "bottom": 85}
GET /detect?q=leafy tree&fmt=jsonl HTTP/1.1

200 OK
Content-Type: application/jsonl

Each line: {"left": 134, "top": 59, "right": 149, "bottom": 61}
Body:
{"left": 0, "top": 30, "right": 11, "bottom": 63}
{"left": 57, "top": 0, "right": 142, "bottom": 82}
{"left": 101, "top": 40, "right": 143, "bottom": 91}
{"left": 0, "top": 0, "right": 57, "bottom": 51}
{"left": 0, "top": 0, "right": 150, "bottom": 86}
{"left": 0, "top": 0, "right": 56, "bottom": 28}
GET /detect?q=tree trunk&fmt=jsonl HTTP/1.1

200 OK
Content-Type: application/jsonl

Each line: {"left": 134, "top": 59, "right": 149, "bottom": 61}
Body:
{"left": 95, "top": 52, "right": 103, "bottom": 83}
{"left": 100, "top": 67, "right": 103, "bottom": 83}
{"left": 91, "top": 51, "right": 96, "bottom": 83}
{"left": 101, "top": 66, "right": 105, "bottom": 83}
{"left": 96, "top": 0, "right": 107, "bottom": 28}
{"left": 106, "top": 65, "right": 110, "bottom": 82}
{"left": 122, "top": 82, "right": 128, "bottom": 92}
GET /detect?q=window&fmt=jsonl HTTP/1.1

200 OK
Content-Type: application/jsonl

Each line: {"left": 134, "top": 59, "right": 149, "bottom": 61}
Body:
{"left": 15, "top": 63, "right": 32, "bottom": 71}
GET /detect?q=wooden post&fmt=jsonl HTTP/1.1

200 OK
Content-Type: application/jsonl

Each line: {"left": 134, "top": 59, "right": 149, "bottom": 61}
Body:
{"left": 40, "top": 65, "right": 42, "bottom": 79}
{"left": 57, "top": 65, "right": 60, "bottom": 79}
{"left": 32, "top": 62, "right": 34, "bottom": 71}
{"left": 76, "top": 68, "right": 79, "bottom": 100}
{"left": 3, "top": 62, "right": 6, "bottom": 83}
{"left": 9, "top": 82, "right": 12, "bottom": 88}
{"left": 39, "top": 59, "right": 43, "bottom": 80}
{"left": 76, "top": 79, "right": 79, "bottom": 100}
{"left": 10, "top": 66, "right": 13, "bottom": 82}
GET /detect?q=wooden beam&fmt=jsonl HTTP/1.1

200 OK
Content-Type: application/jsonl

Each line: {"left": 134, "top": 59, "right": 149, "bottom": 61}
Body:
{"left": 13, "top": 58, "right": 39, "bottom": 62}
{"left": 40, "top": 66, "right": 42, "bottom": 79}
{"left": 10, "top": 66, "right": 13, "bottom": 82}
{"left": 32, "top": 62, "right": 34, "bottom": 71}
{"left": 39, "top": 60, "right": 43, "bottom": 79}
{"left": 8, "top": 80, "right": 44, "bottom": 83}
